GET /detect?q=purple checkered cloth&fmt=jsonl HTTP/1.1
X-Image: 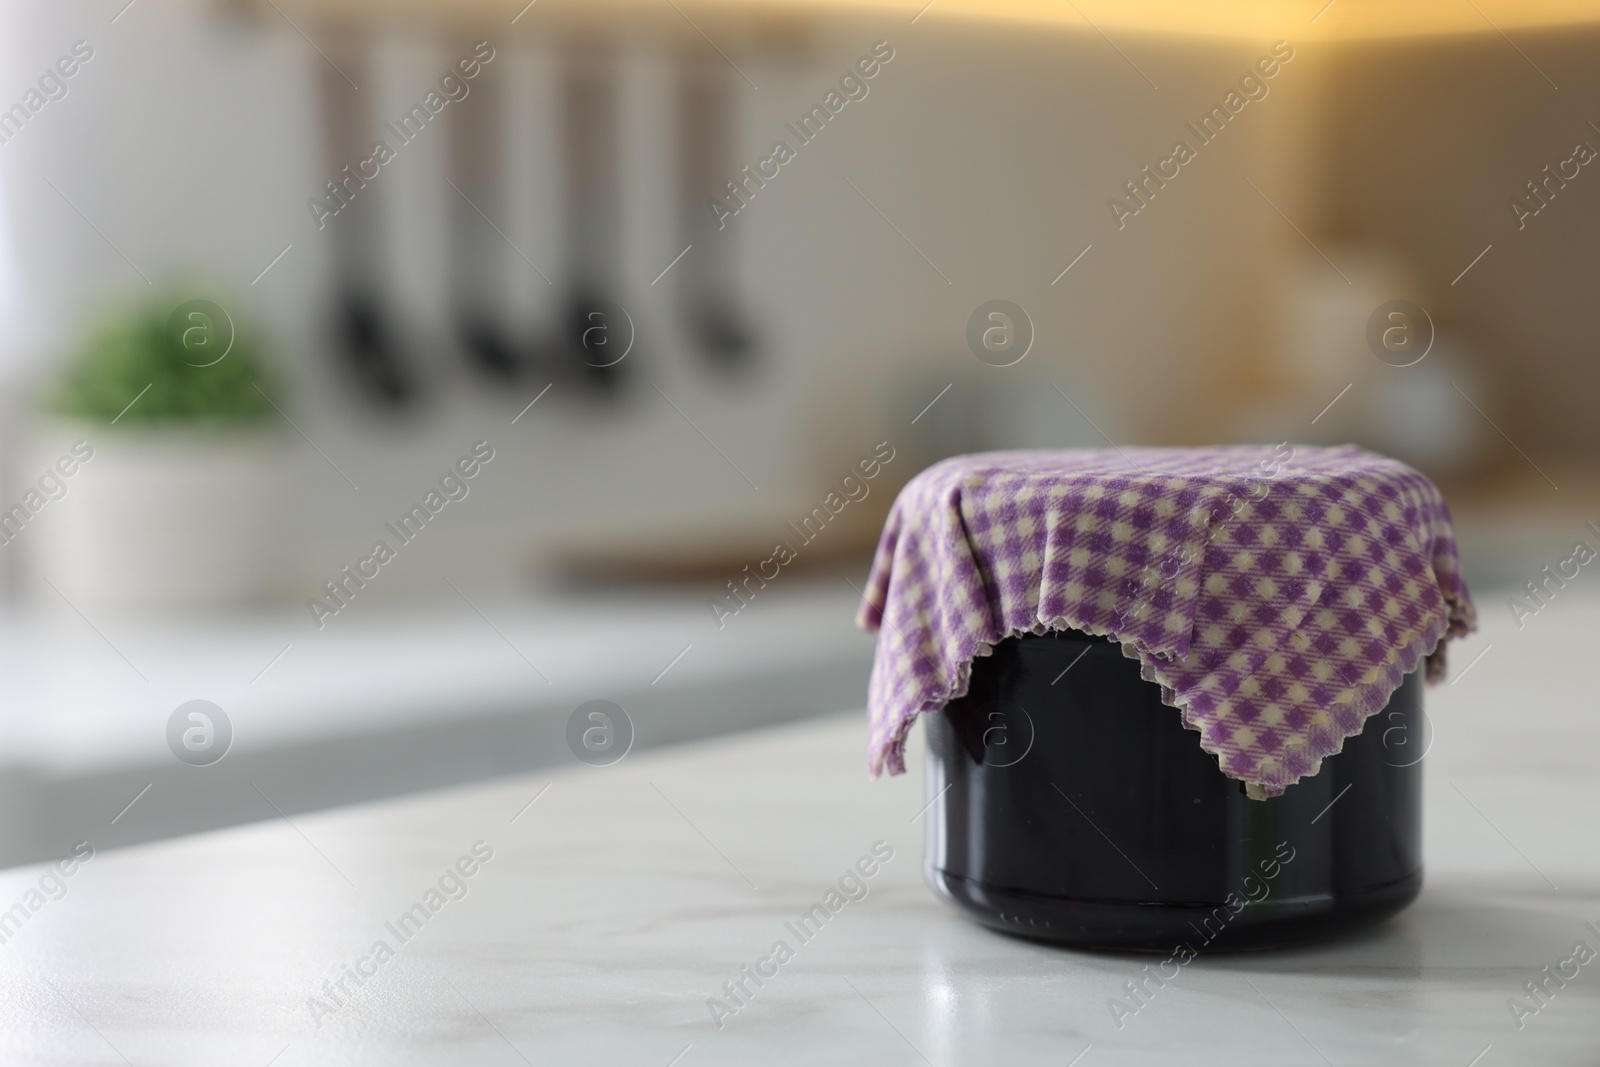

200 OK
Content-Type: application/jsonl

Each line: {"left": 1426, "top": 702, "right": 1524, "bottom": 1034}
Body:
{"left": 856, "top": 445, "right": 1476, "bottom": 797}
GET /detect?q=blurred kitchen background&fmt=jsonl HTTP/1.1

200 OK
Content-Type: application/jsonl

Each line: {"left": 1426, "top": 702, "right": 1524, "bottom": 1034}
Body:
{"left": 0, "top": 0, "right": 1595, "bottom": 865}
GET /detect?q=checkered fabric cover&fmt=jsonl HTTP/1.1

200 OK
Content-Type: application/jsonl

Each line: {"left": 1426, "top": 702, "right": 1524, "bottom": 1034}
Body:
{"left": 856, "top": 445, "right": 1476, "bottom": 797}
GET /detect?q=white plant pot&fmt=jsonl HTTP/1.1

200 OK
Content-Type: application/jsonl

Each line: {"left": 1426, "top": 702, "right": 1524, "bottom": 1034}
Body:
{"left": 21, "top": 424, "right": 291, "bottom": 610}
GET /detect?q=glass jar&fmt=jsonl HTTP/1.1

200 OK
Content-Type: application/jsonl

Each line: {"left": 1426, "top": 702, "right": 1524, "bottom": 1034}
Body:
{"left": 923, "top": 629, "right": 1423, "bottom": 951}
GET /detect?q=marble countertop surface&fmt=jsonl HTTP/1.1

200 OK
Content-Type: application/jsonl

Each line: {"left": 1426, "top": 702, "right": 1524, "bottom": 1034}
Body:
{"left": 4, "top": 593, "right": 1600, "bottom": 1065}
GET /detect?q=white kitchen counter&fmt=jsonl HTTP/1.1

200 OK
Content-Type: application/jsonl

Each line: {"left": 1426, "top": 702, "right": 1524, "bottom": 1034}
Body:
{"left": 4, "top": 592, "right": 1599, "bottom": 1065}
{"left": 0, "top": 577, "right": 874, "bottom": 866}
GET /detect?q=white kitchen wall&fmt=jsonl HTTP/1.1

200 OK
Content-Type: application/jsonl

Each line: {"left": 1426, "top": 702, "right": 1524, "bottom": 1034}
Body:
{"left": 0, "top": 0, "right": 1311, "bottom": 598}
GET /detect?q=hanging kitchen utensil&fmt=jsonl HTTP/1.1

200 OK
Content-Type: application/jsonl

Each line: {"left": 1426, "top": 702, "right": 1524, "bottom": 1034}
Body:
{"left": 316, "top": 43, "right": 416, "bottom": 408}
{"left": 449, "top": 53, "right": 528, "bottom": 382}
{"left": 678, "top": 46, "right": 758, "bottom": 371}
{"left": 559, "top": 42, "right": 629, "bottom": 395}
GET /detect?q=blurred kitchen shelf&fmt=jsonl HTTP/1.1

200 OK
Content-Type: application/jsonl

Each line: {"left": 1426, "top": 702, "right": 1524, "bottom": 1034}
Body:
{"left": 0, "top": 574, "right": 873, "bottom": 869}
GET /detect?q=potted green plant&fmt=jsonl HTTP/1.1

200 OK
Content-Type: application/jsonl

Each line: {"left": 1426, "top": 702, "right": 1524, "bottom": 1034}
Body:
{"left": 24, "top": 295, "right": 291, "bottom": 609}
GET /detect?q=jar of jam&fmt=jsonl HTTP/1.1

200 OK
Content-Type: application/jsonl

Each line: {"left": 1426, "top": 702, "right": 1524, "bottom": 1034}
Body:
{"left": 922, "top": 629, "right": 1423, "bottom": 951}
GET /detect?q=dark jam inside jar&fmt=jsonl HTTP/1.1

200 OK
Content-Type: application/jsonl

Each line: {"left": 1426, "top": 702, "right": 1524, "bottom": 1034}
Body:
{"left": 923, "top": 630, "right": 1423, "bottom": 951}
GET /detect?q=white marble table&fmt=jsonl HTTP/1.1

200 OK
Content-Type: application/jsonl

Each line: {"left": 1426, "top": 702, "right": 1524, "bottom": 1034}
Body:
{"left": 4, "top": 592, "right": 1599, "bottom": 1066}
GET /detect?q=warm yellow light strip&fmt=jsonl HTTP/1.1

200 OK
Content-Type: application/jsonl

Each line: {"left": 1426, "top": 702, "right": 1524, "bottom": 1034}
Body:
{"left": 696, "top": 0, "right": 1600, "bottom": 40}
{"left": 260, "top": 0, "right": 1600, "bottom": 40}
